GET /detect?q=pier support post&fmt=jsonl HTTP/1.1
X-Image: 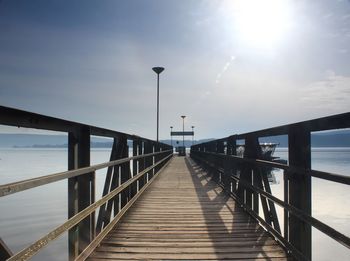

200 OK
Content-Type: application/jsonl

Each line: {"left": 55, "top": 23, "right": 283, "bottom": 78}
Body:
{"left": 68, "top": 126, "right": 94, "bottom": 260}
{"left": 288, "top": 126, "right": 311, "bottom": 260}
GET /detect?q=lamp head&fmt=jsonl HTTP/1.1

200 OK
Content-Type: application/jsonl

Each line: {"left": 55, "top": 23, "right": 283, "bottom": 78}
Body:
{"left": 152, "top": 67, "right": 165, "bottom": 74}
{"left": 181, "top": 115, "right": 186, "bottom": 119}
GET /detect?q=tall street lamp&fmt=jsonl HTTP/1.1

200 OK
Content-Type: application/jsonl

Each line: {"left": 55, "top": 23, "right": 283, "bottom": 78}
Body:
{"left": 191, "top": 126, "right": 195, "bottom": 145}
{"left": 181, "top": 115, "right": 186, "bottom": 148}
{"left": 170, "top": 126, "right": 173, "bottom": 146}
{"left": 152, "top": 66, "right": 165, "bottom": 142}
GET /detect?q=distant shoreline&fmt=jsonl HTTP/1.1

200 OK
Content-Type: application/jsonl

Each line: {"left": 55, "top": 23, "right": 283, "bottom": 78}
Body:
{"left": 0, "top": 131, "right": 350, "bottom": 148}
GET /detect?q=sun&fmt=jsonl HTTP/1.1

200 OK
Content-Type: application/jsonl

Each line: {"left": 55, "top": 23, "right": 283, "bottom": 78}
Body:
{"left": 231, "top": 0, "right": 293, "bottom": 48}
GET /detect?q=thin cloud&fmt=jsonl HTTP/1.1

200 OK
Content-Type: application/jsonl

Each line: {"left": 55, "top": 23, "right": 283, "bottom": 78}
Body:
{"left": 299, "top": 70, "right": 350, "bottom": 112}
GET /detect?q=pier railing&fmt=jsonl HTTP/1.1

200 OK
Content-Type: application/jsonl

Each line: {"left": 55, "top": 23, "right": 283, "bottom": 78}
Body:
{"left": 190, "top": 112, "right": 350, "bottom": 261}
{"left": 0, "top": 106, "right": 173, "bottom": 261}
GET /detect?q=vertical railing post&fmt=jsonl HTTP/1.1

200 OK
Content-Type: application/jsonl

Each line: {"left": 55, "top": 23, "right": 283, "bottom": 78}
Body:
{"left": 227, "top": 136, "right": 237, "bottom": 194}
{"left": 288, "top": 125, "right": 311, "bottom": 260}
{"left": 131, "top": 139, "right": 138, "bottom": 198}
{"left": 211, "top": 142, "right": 218, "bottom": 182}
{"left": 120, "top": 136, "right": 130, "bottom": 209}
{"left": 154, "top": 142, "right": 160, "bottom": 176}
{"left": 238, "top": 135, "right": 256, "bottom": 210}
{"left": 68, "top": 126, "right": 94, "bottom": 260}
{"left": 217, "top": 141, "right": 225, "bottom": 184}
{"left": 143, "top": 141, "right": 150, "bottom": 182}
{"left": 284, "top": 170, "right": 289, "bottom": 240}
{"left": 151, "top": 142, "right": 156, "bottom": 178}
{"left": 136, "top": 140, "right": 142, "bottom": 190}
{"left": 223, "top": 139, "right": 231, "bottom": 192}
{"left": 139, "top": 141, "right": 145, "bottom": 188}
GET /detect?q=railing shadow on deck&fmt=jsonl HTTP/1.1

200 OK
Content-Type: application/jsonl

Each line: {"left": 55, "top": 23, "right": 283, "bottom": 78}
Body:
{"left": 184, "top": 157, "right": 281, "bottom": 260}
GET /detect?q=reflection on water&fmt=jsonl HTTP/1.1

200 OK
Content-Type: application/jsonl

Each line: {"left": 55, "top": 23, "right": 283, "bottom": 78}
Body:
{"left": 0, "top": 148, "right": 349, "bottom": 260}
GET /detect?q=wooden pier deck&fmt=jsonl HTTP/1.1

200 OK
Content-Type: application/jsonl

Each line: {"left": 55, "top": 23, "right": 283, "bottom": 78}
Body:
{"left": 87, "top": 156, "right": 288, "bottom": 260}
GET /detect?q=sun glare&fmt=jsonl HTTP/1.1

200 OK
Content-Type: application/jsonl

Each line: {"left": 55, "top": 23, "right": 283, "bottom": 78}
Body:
{"left": 233, "top": 0, "right": 292, "bottom": 48}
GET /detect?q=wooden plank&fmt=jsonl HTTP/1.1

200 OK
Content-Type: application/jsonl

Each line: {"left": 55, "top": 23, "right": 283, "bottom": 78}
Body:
{"left": 107, "top": 235, "right": 273, "bottom": 241}
{"left": 116, "top": 222, "right": 260, "bottom": 228}
{"left": 117, "top": 219, "right": 255, "bottom": 224}
{"left": 94, "top": 245, "right": 286, "bottom": 254}
{"left": 89, "top": 252, "right": 287, "bottom": 259}
{"left": 89, "top": 257, "right": 289, "bottom": 261}
{"left": 101, "top": 239, "right": 279, "bottom": 247}
{"left": 105, "top": 236, "right": 273, "bottom": 242}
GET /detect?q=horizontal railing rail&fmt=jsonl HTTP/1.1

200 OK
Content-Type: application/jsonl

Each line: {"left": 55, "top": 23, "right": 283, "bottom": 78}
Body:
{"left": 191, "top": 112, "right": 350, "bottom": 261}
{"left": 0, "top": 105, "right": 173, "bottom": 261}
{"left": 200, "top": 151, "right": 350, "bottom": 185}
{"left": 0, "top": 105, "right": 153, "bottom": 141}
{"left": 0, "top": 150, "right": 170, "bottom": 197}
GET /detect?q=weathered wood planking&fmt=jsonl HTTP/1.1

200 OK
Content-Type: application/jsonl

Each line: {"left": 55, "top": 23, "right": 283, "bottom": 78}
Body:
{"left": 87, "top": 156, "right": 288, "bottom": 260}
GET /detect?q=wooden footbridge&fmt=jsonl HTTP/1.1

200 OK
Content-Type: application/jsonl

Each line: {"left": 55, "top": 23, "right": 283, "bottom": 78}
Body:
{"left": 88, "top": 157, "right": 286, "bottom": 260}
{"left": 1, "top": 106, "right": 350, "bottom": 261}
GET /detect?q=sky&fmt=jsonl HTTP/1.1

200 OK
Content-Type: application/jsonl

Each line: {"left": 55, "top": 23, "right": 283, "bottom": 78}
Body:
{"left": 0, "top": 0, "right": 350, "bottom": 140}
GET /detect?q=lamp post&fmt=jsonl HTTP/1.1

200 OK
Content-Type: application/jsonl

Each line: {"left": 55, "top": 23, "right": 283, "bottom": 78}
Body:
{"left": 170, "top": 126, "right": 173, "bottom": 146}
{"left": 191, "top": 126, "right": 195, "bottom": 145}
{"left": 152, "top": 67, "right": 165, "bottom": 142}
{"left": 181, "top": 115, "right": 186, "bottom": 148}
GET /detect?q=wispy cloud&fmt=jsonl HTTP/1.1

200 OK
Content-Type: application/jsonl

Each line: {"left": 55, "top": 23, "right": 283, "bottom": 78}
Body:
{"left": 299, "top": 70, "right": 350, "bottom": 112}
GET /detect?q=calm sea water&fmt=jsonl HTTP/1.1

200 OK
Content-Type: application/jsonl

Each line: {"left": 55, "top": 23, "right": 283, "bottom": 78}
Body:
{"left": 0, "top": 148, "right": 349, "bottom": 260}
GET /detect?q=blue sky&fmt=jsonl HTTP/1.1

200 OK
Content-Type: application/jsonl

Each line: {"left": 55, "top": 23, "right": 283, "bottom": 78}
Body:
{"left": 0, "top": 0, "right": 350, "bottom": 140}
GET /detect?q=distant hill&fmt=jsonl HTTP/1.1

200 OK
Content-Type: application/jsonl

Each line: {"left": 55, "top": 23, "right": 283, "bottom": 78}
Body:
{"left": 0, "top": 131, "right": 349, "bottom": 148}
